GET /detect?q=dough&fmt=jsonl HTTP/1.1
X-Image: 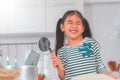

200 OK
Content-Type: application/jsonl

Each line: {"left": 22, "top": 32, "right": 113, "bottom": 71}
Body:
{"left": 71, "top": 74, "right": 115, "bottom": 80}
{"left": 0, "top": 69, "right": 20, "bottom": 80}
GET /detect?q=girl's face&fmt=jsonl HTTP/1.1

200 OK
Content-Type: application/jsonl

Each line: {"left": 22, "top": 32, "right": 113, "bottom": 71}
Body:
{"left": 60, "top": 14, "right": 84, "bottom": 40}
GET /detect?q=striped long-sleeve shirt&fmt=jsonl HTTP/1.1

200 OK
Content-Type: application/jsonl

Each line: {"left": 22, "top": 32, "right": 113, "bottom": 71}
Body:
{"left": 57, "top": 37, "right": 106, "bottom": 80}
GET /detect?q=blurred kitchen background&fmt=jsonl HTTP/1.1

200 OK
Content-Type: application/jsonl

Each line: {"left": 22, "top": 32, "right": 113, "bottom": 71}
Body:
{"left": 0, "top": 0, "right": 120, "bottom": 74}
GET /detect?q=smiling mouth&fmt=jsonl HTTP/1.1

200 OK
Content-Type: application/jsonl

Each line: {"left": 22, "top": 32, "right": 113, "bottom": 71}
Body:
{"left": 70, "top": 30, "right": 78, "bottom": 34}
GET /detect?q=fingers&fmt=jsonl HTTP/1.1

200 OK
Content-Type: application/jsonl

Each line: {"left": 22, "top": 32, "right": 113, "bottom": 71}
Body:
{"left": 51, "top": 52, "right": 60, "bottom": 68}
{"left": 51, "top": 57, "right": 59, "bottom": 67}
{"left": 51, "top": 51, "right": 56, "bottom": 57}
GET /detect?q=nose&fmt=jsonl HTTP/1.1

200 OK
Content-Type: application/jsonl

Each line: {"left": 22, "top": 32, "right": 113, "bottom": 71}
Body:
{"left": 72, "top": 23, "right": 77, "bottom": 28}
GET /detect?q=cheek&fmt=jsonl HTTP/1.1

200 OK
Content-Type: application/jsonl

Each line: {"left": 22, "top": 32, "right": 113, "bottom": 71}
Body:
{"left": 80, "top": 25, "right": 85, "bottom": 33}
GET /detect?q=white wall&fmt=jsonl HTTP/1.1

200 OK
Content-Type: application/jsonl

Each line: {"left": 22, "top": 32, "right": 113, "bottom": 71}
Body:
{"left": 84, "top": 2, "right": 120, "bottom": 69}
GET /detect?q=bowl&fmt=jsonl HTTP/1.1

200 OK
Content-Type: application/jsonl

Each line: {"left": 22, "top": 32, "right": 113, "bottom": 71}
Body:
{"left": 0, "top": 65, "right": 20, "bottom": 80}
{"left": 2, "top": 65, "right": 19, "bottom": 70}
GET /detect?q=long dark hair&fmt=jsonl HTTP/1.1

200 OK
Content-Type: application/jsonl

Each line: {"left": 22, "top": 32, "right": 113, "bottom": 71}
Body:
{"left": 55, "top": 18, "right": 64, "bottom": 54}
{"left": 55, "top": 10, "right": 92, "bottom": 54}
{"left": 83, "top": 18, "right": 92, "bottom": 37}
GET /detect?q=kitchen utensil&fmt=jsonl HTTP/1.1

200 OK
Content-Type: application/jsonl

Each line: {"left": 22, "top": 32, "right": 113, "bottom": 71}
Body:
{"left": 19, "top": 65, "right": 38, "bottom": 80}
{"left": 25, "top": 49, "right": 40, "bottom": 66}
{"left": 117, "top": 64, "right": 120, "bottom": 71}
{"left": 3, "top": 46, "right": 19, "bottom": 70}
{"left": 38, "top": 36, "right": 52, "bottom": 52}
{"left": 108, "top": 61, "right": 117, "bottom": 71}
{"left": 7, "top": 45, "right": 10, "bottom": 65}
{"left": 14, "top": 45, "right": 17, "bottom": 65}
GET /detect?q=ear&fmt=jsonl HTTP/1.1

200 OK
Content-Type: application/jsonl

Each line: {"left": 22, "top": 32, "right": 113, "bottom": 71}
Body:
{"left": 60, "top": 24, "right": 64, "bottom": 32}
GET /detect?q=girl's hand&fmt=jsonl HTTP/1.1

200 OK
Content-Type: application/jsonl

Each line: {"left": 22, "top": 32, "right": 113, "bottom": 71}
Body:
{"left": 103, "top": 70, "right": 120, "bottom": 79}
{"left": 116, "top": 77, "right": 120, "bottom": 80}
{"left": 51, "top": 52, "right": 61, "bottom": 68}
{"left": 51, "top": 52, "right": 65, "bottom": 80}
{"left": 111, "top": 74, "right": 120, "bottom": 79}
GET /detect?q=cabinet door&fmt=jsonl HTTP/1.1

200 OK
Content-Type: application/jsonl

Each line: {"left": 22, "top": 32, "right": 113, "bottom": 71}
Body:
{"left": 0, "top": 0, "right": 9, "bottom": 33}
{"left": 46, "top": 0, "right": 83, "bottom": 32}
{"left": 0, "top": 0, "right": 83, "bottom": 34}
{"left": 0, "top": 0, "right": 46, "bottom": 33}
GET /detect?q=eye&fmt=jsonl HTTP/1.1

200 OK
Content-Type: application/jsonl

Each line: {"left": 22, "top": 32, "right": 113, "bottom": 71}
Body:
{"left": 67, "top": 20, "right": 73, "bottom": 24}
{"left": 76, "top": 21, "right": 82, "bottom": 25}
{"left": 68, "top": 22, "right": 73, "bottom": 24}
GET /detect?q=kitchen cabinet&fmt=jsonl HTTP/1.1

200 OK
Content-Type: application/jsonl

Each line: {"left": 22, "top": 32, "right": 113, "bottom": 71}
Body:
{"left": 0, "top": 0, "right": 83, "bottom": 34}
{"left": 0, "top": 0, "right": 46, "bottom": 33}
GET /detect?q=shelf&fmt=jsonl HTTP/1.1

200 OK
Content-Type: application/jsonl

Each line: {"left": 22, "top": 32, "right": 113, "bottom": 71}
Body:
{"left": 0, "top": 32, "right": 55, "bottom": 38}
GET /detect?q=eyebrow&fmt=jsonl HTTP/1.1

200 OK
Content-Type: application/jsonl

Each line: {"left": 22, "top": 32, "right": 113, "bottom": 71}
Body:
{"left": 67, "top": 20, "right": 82, "bottom": 23}
{"left": 67, "top": 20, "right": 73, "bottom": 23}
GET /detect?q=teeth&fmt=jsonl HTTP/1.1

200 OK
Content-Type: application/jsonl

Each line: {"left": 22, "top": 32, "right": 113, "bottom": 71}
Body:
{"left": 70, "top": 30, "right": 77, "bottom": 33}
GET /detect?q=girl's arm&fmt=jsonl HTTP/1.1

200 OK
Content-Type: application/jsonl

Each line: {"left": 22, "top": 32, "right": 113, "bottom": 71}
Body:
{"left": 51, "top": 52, "right": 64, "bottom": 80}
{"left": 103, "top": 70, "right": 120, "bottom": 79}
{"left": 57, "top": 63, "right": 64, "bottom": 80}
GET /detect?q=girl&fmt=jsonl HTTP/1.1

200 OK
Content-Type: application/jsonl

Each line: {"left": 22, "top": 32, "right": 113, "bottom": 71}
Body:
{"left": 51, "top": 10, "right": 119, "bottom": 80}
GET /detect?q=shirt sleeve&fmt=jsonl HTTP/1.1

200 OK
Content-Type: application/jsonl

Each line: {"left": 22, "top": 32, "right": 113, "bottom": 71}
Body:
{"left": 92, "top": 41, "right": 107, "bottom": 73}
